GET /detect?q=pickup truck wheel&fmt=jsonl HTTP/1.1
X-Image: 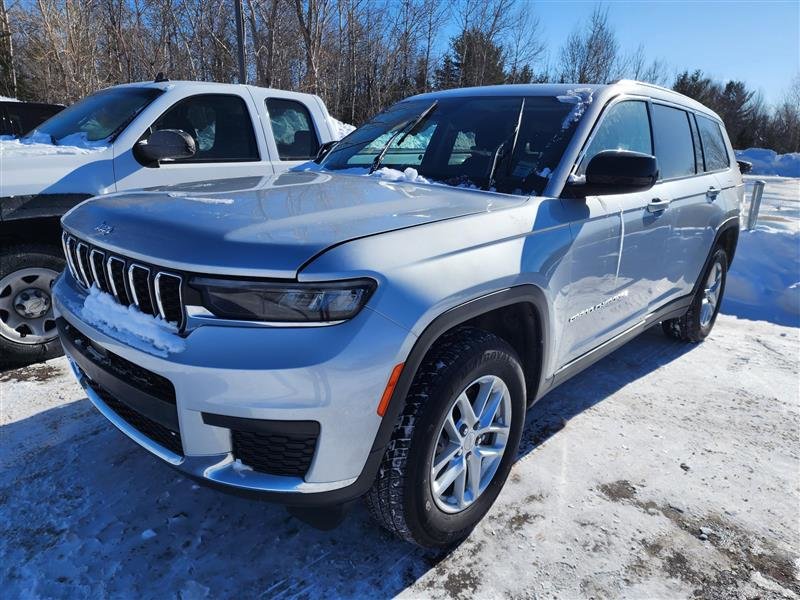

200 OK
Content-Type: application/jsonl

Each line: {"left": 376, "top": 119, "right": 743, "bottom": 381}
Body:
{"left": 365, "top": 327, "right": 526, "bottom": 548}
{"left": 0, "top": 245, "right": 65, "bottom": 368}
{"left": 662, "top": 248, "right": 728, "bottom": 343}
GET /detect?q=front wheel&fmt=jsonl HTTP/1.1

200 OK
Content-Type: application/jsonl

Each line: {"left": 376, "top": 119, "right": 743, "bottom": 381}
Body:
{"left": 663, "top": 248, "right": 728, "bottom": 343}
{"left": 0, "top": 245, "right": 65, "bottom": 368}
{"left": 366, "top": 327, "right": 526, "bottom": 548}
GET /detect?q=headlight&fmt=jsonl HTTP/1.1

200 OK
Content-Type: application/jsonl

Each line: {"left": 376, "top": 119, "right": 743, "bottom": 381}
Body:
{"left": 188, "top": 277, "right": 376, "bottom": 323}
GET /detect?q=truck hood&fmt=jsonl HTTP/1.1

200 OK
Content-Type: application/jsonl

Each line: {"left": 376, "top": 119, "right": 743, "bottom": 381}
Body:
{"left": 0, "top": 146, "right": 114, "bottom": 198}
{"left": 62, "top": 171, "right": 527, "bottom": 278}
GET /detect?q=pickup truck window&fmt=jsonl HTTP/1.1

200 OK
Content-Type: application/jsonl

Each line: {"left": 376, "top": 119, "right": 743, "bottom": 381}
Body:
{"left": 2, "top": 103, "right": 62, "bottom": 137}
{"left": 578, "top": 100, "right": 651, "bottom": 175}
{"left": 696, "top": 114, "right": 730, "bottom": 171}
{"left": 27, "top": 87, "right": 161, "bottom": 144}
{"left": 320, "top": 96, "right": 578, "bottom": 195}
{"left": 651, "top": 104, "right": 695, "bottom": 180}
{"left": 266, "top": 98, "right": 320, "bottom": 160}
{"left": 151, "top": 94, "right": 259, "bottom": 162}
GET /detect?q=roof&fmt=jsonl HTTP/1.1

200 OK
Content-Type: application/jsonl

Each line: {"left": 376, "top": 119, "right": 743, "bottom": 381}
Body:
{"left": 408, "top": 80, "right": 722, "bottom": 122}
{"left": 106, "top": 80, "right": 322, "bottom": 101}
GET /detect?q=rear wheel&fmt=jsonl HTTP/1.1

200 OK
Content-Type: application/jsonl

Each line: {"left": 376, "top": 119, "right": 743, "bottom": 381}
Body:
{"left": 662, "top": 247, "right": 728, "bottom": 343}
{"left": 0, "top": 245, "right": 64, "bottom": 368}
{"left": 366, "top": 327, "right": 526, "bottom": 548}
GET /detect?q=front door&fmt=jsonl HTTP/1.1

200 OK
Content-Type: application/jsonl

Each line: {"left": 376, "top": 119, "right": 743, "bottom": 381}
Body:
{"left": 560, "top": 98, "right": 670, "bottom": 364}
{"left": 114, "top": 93, "right": 269, "bottom": 192}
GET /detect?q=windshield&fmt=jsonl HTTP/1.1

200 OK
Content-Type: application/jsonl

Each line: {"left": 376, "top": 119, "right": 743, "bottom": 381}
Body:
{"left": 28, "top": 87, "right": 163, "bottom": 145}
{"left": 320, "top": 95, "right": 583, "bottom": 195}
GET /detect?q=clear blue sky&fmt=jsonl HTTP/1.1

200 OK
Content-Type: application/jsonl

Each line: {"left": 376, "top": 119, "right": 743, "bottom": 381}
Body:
{"left": 488, "top": 1, "right": 799, "bottom": 105}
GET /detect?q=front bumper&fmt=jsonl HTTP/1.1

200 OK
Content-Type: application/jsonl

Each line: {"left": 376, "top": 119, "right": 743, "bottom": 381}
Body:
{"left": 54, "top": 274, "right": 415, "bottom": 504}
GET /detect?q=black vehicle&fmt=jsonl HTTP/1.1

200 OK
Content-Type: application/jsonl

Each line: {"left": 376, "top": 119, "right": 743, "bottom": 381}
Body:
{"left": 0, "top": 101, "right": 64, "bottom": 137}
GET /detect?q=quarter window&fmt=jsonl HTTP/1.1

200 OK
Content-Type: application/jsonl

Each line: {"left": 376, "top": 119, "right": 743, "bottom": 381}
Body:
{"left": 579, "top": 101, "right": 651, "bottom": 174}
{"left": 266, "top": 98, "right": 320, "bottom": 160}
{"left": 696, "top": 115, "right": 730, "bottom": 171}
{"left": 151, "top": 94, "right": 259, "bottom": 162}
{"left": 651, "top": 104, "right": 695, "bottom": 179}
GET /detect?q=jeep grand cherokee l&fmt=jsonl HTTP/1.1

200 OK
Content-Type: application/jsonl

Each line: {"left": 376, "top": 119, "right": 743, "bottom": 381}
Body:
{"left": 53, "top": 81, "right": 742, "bottom": 548}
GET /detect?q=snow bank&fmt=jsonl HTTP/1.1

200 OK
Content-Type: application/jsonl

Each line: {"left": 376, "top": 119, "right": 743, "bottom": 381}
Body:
{"left": 557, "top": 88, "right": 594, "bottom": 129}
{"left": 723, "top": 227, "right": 799, "bottom": 327}
{"left": 0, "top": 95, "right": 19, "bottom": 102}
{"left": 0, "top": 131, "right": 107, "bottom": 156}
{"left": 735, "top": 148, "right": 800, "bottom": 178}
{"left": 329, "top": 117, "right": 356, "bottom": 140}
{"left": 80, "top": 286, "right": 186, "bottom": 357}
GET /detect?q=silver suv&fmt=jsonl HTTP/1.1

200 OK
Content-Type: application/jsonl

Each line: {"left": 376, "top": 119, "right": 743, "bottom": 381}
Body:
{"left": 53, "top": 81, "right": 742, "bottom": 548}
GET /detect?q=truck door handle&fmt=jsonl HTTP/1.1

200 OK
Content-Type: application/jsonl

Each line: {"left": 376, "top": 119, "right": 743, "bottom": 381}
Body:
{"left": 706, "top": 186, "right": 721, "bottom": 200}
{"left": 647, "top": 198, "right": 670, "bottom": 213}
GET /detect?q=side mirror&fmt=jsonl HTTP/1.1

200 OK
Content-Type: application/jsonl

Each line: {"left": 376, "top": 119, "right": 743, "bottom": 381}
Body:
{"left": 315, "top": 140, "right": 338, "bottom": 163}
{"left": 736, "top": 159, "right": 752, "bottom": 174}
{"left": 583, "top": 150, "right": 659, "bottom": 194}
{"left": 136, "top": 129, "right": 196, "bottom": 165}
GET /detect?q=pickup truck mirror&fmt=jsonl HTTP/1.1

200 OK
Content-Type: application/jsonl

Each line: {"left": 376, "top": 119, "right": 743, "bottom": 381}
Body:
{"left": 136, "top": 129, "right": 196, "bottom": 165}
{"left": 583, "top": 150, "right": 659, "bottom": 194}
{"left": 315, "top": 140, "right": 338, "bottom": 163}
{"left": 736, "top": 159, "right": 752, "bottom": 174}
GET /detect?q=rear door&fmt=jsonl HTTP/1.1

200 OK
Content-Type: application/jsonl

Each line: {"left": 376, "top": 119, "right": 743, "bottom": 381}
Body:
{"left": 114, "top": 92, "right": 269, "bottom": 191}
{"left": 247, "top": 89, "right": 333, "bottom": 172}
{"left": 646, "top": 102, "right": 712, "bottom": 304}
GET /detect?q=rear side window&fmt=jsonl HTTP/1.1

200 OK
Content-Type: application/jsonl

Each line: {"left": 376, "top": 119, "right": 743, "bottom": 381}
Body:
{"left": 696, "top": 115, "right": 730, "bottom": 171}
{"left": 579, "top": 101, "right": 651, "bottom": 174}
{"left": 651, "top": 104, "right": 695, "bottom": 180}
{"left": 151, "top": 94, "right": 259, "bottom": 162}
{"left": 266, "top": 98, "right": 320, "bottom": 160}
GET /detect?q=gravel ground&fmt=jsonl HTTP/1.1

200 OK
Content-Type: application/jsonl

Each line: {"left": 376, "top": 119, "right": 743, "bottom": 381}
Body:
{"left": 1, "top": 314, "right": 798, "bottom": 599}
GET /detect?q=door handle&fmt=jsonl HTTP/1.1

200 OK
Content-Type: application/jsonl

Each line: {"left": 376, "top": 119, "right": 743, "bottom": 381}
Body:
{"left": 706, "top": 186, "right": 721, "bottom": 200}
{"left": 647, "top": 197, "right": 670, "bottom": 213}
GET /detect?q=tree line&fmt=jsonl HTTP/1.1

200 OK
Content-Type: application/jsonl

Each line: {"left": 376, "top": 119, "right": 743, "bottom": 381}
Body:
{"left": 0, "top": 1, "right": 797, "bottom": 152}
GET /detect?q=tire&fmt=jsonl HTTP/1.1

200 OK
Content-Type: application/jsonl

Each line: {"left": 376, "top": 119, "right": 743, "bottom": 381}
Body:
{"left": 0, "top": 244, "right": 65, "bottom": 369}
{"left": 365, "top": 326, "right": 526, "bottom": 548}
{"left": 662, "top": 247, "right": 728, "bottom": 343}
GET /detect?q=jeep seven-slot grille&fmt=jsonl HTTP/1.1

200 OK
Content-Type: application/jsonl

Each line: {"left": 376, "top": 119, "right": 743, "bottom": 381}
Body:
{"left": 62, "top": 231, "right": 184, "bottom": 328}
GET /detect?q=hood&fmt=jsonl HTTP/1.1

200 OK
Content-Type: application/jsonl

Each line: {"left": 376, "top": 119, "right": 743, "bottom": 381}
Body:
{"left": 61, "top": 171, "right": 526, "bottom": 278}
{"left": 0, "top": 144, "right": 113, "bottom": 197}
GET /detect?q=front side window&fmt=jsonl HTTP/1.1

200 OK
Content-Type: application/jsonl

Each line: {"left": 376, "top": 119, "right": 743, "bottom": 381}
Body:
{"left": 320, "top": 95, "right": 580, "bottom": 195}
{"left": 150, "top": 94, "right": 259, "bottom": 162}
{"left": 267, "top": 98, "right": 320, "bottom": 160}
{"left": 651, "top": 104, "right": 695, "bottom": 179}
{"left": 696, "top": 115, "right": 730, "bottom": 171}
{"left": 578, "top": 101, "right": 652, "bottom": 174}
{"left": 27, "top": 87, "right": 162, "bottom": 145}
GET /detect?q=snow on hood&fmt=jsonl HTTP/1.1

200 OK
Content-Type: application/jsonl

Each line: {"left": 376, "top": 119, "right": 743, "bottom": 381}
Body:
{"left": 79, "top": 286, "right": 186, "bottom": 357}
{"left": 557, "top": 88, "right": 594, "bottom": 129}
{"left": 0, "top": 131, "right": 108, "bottom": 157}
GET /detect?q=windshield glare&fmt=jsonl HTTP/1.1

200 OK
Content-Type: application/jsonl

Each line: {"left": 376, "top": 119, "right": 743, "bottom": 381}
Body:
{"left": 321, "top": 95, "right": 581, "bottom": 195}
{"left": 28, "top": 87, "right": 162, "bottom": 145}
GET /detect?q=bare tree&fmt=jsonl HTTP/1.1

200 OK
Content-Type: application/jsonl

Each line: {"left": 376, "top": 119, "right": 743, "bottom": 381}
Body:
{"left": 558, "top": 6, "right": 619, "bottom": 84}
{"left": 0, "top": 0, "right": 16, "bottom": 96}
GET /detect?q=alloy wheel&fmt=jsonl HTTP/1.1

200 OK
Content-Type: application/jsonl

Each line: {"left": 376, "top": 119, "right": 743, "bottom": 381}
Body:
{"left": 430, "top": 374, "right": 512, "bottom": 513}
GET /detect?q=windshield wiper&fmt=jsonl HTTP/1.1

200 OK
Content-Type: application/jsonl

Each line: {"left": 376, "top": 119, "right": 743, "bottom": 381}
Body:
{"left": 485, "top": 98, "right": 526, "bottom": 191}
{"left": 369, "top": 101, "right": 438, "bottom": 174}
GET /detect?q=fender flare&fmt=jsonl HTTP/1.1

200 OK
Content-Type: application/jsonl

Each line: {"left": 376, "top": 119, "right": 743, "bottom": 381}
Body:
{"left": 373, "top": 284, "right": 552, "bottom": 453}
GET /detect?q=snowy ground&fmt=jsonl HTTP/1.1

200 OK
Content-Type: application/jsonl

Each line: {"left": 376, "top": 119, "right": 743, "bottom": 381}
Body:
{"left": 1, "top": 180, "right": 798, "bottom": 599}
